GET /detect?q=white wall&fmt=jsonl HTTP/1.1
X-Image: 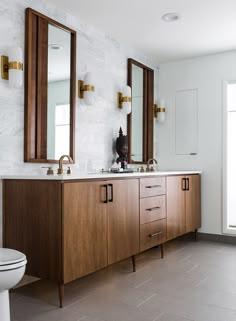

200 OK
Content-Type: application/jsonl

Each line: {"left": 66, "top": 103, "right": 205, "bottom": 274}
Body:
{"left": 0, "top": 0, "right": 158, "bottom": 174}
{"left": 158, "top": 51, "right": 236, "bottom": 235}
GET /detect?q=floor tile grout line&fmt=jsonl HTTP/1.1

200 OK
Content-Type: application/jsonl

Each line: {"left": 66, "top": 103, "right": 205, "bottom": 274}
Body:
{"left": 178, "top": 254, "right": 192, "bottom": 263}
{"left": 173, "top": 247, "right": 186, "bottom": 253}
{"left": 186, "top": 264, "right": 200, "bottom": 273}
{"left": 62, "top": 296, "right": 90, "bottom": 310}
{"left": 151, "top": 312, "right": 165, "bottom": 320}
{"left": 134, "top": 277, "right": 152, "bottom": 289}
{"left": 136, "top": 293, "right": 157, "bottom": 307}
{"left": 195, "top": 277, "right": 208, "bottom": 287}
{"left": 77, "top": 316, "right": 87, "bottom": 321}
{"left": 216, "top": 246, "right": 227, "bottom": 253}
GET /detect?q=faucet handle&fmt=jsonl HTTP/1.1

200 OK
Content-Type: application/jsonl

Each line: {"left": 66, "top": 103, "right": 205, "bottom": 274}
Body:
{"left": 67, "top": 166, "right": 72, "bottom": 175}
{"left": 42, "top": 167, "right": 54, "bottom": 175}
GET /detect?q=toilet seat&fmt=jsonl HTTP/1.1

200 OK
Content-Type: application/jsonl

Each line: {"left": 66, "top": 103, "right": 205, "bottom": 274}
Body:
{"left": 0, "top": 248, "right": 27, "bottom": 271}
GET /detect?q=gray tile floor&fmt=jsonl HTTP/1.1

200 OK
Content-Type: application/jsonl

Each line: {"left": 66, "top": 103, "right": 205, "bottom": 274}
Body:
{"left": 10, "top": 239, "right": 236, "bottom": 321}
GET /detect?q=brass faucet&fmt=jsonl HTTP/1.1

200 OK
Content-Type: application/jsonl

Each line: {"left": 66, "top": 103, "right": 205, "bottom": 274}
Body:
{"left": 146, "top": 158, "right": 158, "bottom": 172}
{"left": 57, "top": 155, "right": 73, "bottom": 175}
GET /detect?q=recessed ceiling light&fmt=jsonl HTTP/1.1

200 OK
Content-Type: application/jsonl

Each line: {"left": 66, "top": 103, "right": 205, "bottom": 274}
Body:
{"left": 48, "top": 44, "right": 63, "bottom": 50}
{"left": 162, "top": 13, "right": 180, "bottom": 22}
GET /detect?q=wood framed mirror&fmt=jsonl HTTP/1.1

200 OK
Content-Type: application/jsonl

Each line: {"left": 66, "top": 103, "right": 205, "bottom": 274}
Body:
{"left": 24, "top": 8, "right": 76, "bottom": 163}
{"left": 127, "top": 58, "right": 154, "bottom": 164}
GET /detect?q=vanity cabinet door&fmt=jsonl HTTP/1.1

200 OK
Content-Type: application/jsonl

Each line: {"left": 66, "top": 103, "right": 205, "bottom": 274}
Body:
{"left": 63, "top": 181, "right": 107, "bottom": 283}
{"left": 107, "top": 179, "right": 139, "bottom": 265}
{"left": 166, "top": 175, "right": 201, "bottom": 241}
{"left": 185, "top": 175, "right": 201, "bottom": 233}
{"left": 166, "top": 176, "right": 186, "bottom": 241}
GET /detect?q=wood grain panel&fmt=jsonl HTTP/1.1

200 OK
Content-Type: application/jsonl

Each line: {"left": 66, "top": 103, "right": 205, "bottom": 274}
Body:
{"left": 108, "top": 179, "right": 139, "bottom": 265}
{"left": 63, "top": 182, "right": 107, "bottom": 283}
{"left": 3, "top": 180, "right": 62, "bottom": 281}
{"left": 186, "top": 175, "right": 201, "bottom": 232}
{"left": 140, "top": 177, "right": 166, "bottom": 198}
{"left": 140, "top": 219, "right": 166, "bottom": 252}
{"left": 166, "top": 176, "right": 186, "bottom": 241}
{"left": 140, "top": 195, "right": 166, "bottom": 224}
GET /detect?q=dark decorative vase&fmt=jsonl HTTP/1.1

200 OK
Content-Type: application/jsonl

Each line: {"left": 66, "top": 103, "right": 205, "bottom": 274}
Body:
{"left": 116, "top": 127, "right": 128, "bottom": 169}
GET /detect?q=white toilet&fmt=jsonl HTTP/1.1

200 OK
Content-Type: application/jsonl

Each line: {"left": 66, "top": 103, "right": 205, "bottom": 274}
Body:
{"left": 0, "top": 248, "right": 27, "bottom": 321}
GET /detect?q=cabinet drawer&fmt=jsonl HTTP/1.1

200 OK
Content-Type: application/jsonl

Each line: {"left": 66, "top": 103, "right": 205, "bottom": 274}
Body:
{"left": 140, "top": 219, "right": 166, "bottom": 252}
{"left": 140, "top": 177, "right": 166, "bottom": 198}
{"left": 140, "top": 195, "right": 166, "bottom": 224}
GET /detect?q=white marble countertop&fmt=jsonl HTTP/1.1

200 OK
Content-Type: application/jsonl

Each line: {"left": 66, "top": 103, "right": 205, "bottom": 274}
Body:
{"left": 0, "top": 170, "right": 202, "bottom": 180}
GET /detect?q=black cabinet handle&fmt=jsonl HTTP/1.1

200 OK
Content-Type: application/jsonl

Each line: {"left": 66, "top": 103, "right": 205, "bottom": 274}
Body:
{"left": 186, "top": 178, "right": 189, "bottom": 191}
{"left": 146, "top": 185, "right": 161, "bottom": 189}
{"left": 182, "top": 178, "right": 186, "bottom": 191}
{"left": 103, "top": 184, "right": 108, "bottom": 203}
{"left": 148, "top": 231, "right": 162, "bottom": 237}
{"left": 108, "top": 184, "right": 113, "bottom": 202}
{"left": 146, "top": 206, "right": 160, "bottom": 211}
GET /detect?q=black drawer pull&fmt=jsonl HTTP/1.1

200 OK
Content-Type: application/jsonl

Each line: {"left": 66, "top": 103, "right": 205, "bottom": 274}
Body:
{"left": 148, "top": 231, "right": 162, "bottom": 237}
{"left": 108, "top": 184, "right": 113, "bottom": 202}
{"left": 146, "top": 185, "right": 161, "bottom": 189}
{"left": 103, "top": 184, "right": 108, "bottom": 203}
{"left": 146, "top": 206, "right": 160, "bottom": 211}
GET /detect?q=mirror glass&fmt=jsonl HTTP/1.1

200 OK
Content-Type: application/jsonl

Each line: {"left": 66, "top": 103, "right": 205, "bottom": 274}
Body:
{"left": 128, "top": 59, "right": 154, "bottom": 164}
{"left": 47, "top": 25, "right": 71, "bottom": 159}
{"left": 131, "top": 65, "right": 143, "bottom": 162}
{"left": 24, "top": 8, "right": 76, "bottom": 163}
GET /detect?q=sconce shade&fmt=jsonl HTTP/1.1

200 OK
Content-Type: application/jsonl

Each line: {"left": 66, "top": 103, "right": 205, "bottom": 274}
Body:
{"left": 154, "top": 98, "right": 166, "bottom": 122}
{"left": 158, "top": 99, "right": 165, "bottom": 122}
{"left": 8, "top": 46, "right": 23, "bottom": 88}
{"left": 158, "top": 110, "right": 165, "bottom": 122}
{"left": 78, "top": 72, "right": 96, "bottom": 105}
{"left": 118, "top": 85, "right": 132, "bottom": 114}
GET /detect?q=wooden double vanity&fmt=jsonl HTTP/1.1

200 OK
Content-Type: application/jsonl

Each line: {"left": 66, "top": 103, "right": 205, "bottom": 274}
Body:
{"left": 2, "top": 171, "right": 201, "bottom": 307}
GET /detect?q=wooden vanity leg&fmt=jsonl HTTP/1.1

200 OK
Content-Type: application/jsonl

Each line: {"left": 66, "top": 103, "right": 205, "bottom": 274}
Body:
{"left": 194, "top": 229, "right": 198, "bottom": 241}
{"left": 132, "top": 255, "right": 136, "bottom": 272}
{"left": 160, "top": 243, "right": 164, "bottom": 259}
{"left": 58, "top": 283, "right": 64, "bottom": 308}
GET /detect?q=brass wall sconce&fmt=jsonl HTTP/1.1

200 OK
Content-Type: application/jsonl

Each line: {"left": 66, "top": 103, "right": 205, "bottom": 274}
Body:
{"left": 154, "top": 99, "right": 166, "bottom": 122}
{"left": 78, "top": 72, "right": 95, "bottom": 105}
{"left": 1, "top": 47, "right": 23, "bottom": 87}
{"left": 117, "top": 85, "right": 132, "bottom": 114}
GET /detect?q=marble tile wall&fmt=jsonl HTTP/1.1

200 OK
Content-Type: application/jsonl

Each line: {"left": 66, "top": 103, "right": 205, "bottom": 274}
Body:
{"left": 0, "top": 0, "right": 158, "bottom": 175}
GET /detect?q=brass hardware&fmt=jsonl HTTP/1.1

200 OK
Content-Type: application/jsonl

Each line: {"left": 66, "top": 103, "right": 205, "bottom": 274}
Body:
{"left": 1, "top": 55, "right": 9, "bottom": 80}
{"left": 148, "top": 231, "right": 162, "bottom": 237}
{"left": 8, "top": 61, "right": 23, "bottom": 70}
{"left": 1, "top": 56, "right": 23, "bottom": 80}
{"left": 117, "top": 92, "right": 131, "bottom": 109}
{"left": 154, "top": 104, "right": 166, "bottom": 118}
{"left": 42, "top": 166, "right": 54, "bottom": 175}
{"left": 146, "top": 158, "right": 158, "bottom": 171}
{"left": 78, "top": 80, "right": 95, "bottom": 99}
{"left": 154, "top": 103, "right": 157, "bottom": 118}
{"left": 57, "top": 155, "right": 73, "bottom": 175}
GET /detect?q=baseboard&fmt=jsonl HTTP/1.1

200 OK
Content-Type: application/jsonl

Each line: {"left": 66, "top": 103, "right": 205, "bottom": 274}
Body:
{"left": 198, "top": 232, "right": 236, "bottom": 244}
{"left": 179, "top": 231, "right": 236, "bottom": 244}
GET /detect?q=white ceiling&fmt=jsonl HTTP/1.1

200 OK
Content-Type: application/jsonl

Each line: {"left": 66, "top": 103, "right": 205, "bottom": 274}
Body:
{"left": 46, "top": 0, "right": 236, "bottom": 65}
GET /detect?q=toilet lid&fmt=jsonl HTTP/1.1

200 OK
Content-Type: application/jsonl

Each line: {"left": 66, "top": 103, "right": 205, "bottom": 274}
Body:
{"left": 0, "top": 248, "right": 26, "bottom": 266}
